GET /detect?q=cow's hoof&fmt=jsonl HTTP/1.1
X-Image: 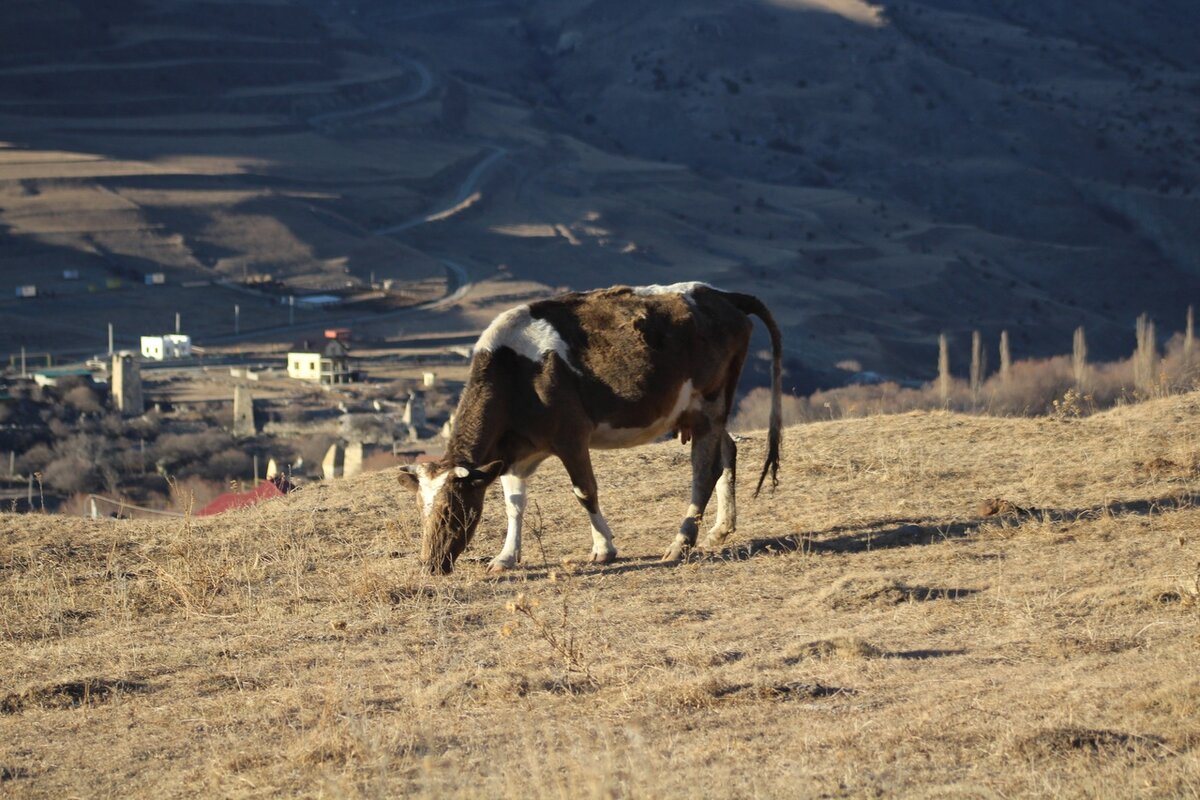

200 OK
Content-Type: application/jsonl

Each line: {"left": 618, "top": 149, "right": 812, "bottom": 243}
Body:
{"left": 589, "top": 549, "right": 617, "bottom": 565}
{"left": 698, "top": 530, "right": 733, "bottom": 550}
{"left": 661, "top": 543, "right": 686, "bottom": 563}
{"left": 487, "top": 557, "right": 517, "bottom": 573}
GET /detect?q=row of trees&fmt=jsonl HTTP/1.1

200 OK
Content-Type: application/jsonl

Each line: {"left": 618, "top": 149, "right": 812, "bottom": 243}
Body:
{"left": 937, "top": 307, "right": 1196, "bottom": 408}
{"left": 734, "top": 307, "right": 1199, "bottom": 427}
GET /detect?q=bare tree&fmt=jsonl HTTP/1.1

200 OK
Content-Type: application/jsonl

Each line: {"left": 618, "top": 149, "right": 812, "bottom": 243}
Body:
{"left": 1134, "top": 313, "right": 1158, "bottom": 395}
{"left": 938, "top": 334, "right": 950, "bottom": 406}
{"left": 999, "top": 330, "right": 1012, "bottom": 385}
{"left": 970, "top": 330, "right": 985, "bottom": 404}
{"left": 1072, "top": 326, "right": 1088, "bottom": 390}
{"left": 1185, "top": 305, "right": 1195, "bottom": 380}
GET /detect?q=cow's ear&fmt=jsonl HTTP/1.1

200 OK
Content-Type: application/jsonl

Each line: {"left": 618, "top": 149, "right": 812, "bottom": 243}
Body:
{"left": 466, "top": 460, "right": 504, "bottom": 487}
{"left": 397, "top": 465, "right": 421, "bottom": 493}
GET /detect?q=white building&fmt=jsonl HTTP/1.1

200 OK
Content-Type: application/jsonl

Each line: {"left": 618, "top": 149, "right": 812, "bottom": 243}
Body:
{"left": 287, "top": 337, "right": 353, "bottom": 384}
{"left": 140, "top": 334, "right": 192, "bottom": 361}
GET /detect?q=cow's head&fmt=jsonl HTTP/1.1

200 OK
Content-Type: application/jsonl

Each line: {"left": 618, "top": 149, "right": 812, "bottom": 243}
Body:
{"left": 398, "top": 460, "right": 504, "bottom": 574}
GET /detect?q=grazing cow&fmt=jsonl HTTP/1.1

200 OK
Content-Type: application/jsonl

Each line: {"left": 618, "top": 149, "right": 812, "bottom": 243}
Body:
{"left": 398, "top": 282, "right": 782, "bottom": 574}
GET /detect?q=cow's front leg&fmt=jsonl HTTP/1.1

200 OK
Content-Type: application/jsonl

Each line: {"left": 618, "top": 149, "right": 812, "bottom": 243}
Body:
{"left": 559, "top": 447, "right": 617, "bottom": 564}
{"left": 488, "top": 473, "right": 527, "bottom": 572}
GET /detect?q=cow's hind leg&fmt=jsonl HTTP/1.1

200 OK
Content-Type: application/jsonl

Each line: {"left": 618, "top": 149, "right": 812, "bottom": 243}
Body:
{"left": 488, "top": 473, "right": 527, "bottom": 572}
{"left": 698, "top": 432, "right": 737, "bottom": 549}
{"left": 559, "top": 447, "right": 618, "bottom": 564}
{"left": 662, "top": 426, "right": 723, "bottom": 562}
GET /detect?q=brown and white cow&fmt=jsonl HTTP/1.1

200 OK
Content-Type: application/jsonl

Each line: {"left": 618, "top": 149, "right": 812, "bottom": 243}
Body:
{"left": 398, "top": 282, "right": 782, "bottom": 574}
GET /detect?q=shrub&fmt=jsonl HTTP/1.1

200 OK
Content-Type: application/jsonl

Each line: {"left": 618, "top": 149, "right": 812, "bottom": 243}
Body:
{"left": 43, "top": 453, "right": 101, "bottom": 494}
{"left": 168, "top": 476, "right": 226, "bottom": 514}
{"left": 295, "top": 434, "right": 338, "bottom": 477}
{"left": 153, "top": 431, "right": 233, "bottom": 468}
{"left": 63, "top": 385, "right": 103, "bottom": 414}
{"left": 731, "top": 341, "right": 1187, "bottom": 431}
{"left": 202, "top": 449, "right": 252, "bottom": 482}
{"left": 16, "top": 443, "right": 54, "bottom": 475}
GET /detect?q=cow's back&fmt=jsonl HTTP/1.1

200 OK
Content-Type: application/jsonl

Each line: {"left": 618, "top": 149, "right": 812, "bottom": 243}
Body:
{"left": 525, "top": 285, "right": 752, "bottom": 427}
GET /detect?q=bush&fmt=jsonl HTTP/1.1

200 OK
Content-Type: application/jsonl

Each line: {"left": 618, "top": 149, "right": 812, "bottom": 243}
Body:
{"left": 202, "top": 449, "right": 252, "bottom": 482}
{"left": 63, "top": 384, "right": 103, "bottom": 414}
{"left": 16, "top": 443, "right": 54, "bottom": 475}
{"left": 168, "top": 476, "right": 227, "bottom": 514}
{"left": 295, "top": 435, "right": 338, "bottom": 477}
{"left": 153, "top": 431, "right": 233, "bottom": 469}
{"left": 43, "top": 453, "right": 101, "bottom": 494}
{"left": 731, "top": 339, "right": 1192, "bottom": 431}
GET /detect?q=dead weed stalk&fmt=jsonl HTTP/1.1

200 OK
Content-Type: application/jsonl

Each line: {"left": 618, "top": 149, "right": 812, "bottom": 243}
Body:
{"left": 500, "top": 503, "right": 597, "bottom": 690}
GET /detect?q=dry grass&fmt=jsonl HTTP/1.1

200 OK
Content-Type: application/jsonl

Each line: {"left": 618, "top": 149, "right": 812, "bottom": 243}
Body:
{"left": 3, "top": 394, "right": 1200, "bottom": 797}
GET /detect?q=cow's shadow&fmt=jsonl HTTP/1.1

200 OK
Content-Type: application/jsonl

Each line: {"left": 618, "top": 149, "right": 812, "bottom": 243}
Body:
{"left": 484, "top": 493, "right": 1197, "bottom": 581}
{"left": 709, "top": 492, "right": 1199, "bottom": 560}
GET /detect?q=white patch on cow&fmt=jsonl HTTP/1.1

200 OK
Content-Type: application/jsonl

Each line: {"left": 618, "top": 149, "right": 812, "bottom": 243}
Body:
{"left": 417, "top": 469, "right": 450, "bottom": 518}
{"left": 592, "top": 379, "right": 697, "bottom": 448}
{"left": 631, "top": 281, "right": 711, "bottom": 297}
{"left": 474, "top": 305, "right": 580, "bottom": 373}
{"left": 631, "top": 281, "right": 713, "bottom": 307}
{"left": 491, "top": 473, "right": 528, "bottom": 568}
{"left": 589, "top": 511, "right": 616, "bottom": 558}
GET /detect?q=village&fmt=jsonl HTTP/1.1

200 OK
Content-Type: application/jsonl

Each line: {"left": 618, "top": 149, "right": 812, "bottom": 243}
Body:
{"left": 0, "top": 318, "right": 474, "bottom": 517}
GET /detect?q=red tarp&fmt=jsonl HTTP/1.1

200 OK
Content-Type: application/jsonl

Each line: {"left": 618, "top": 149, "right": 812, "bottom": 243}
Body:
{"left": 196, "top": 479, "right": 287, "bottom": 516}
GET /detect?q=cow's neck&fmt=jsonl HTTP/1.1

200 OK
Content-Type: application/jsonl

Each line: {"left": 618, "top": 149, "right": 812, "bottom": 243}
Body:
{"left": 446, "top": 356, "right": 509, "bottom": 467}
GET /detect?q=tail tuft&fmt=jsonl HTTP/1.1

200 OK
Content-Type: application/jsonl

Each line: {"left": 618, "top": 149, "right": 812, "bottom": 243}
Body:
{"left": 723, "top": 292, "right": 783, "bottom": 497}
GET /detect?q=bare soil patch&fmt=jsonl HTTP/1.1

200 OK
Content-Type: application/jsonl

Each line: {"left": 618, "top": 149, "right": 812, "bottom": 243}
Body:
{"left": 1, "top": 678, "right": 148, "bottom": 714}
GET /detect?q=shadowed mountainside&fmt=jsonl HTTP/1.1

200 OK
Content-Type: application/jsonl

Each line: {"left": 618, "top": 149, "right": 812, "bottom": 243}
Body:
{"left": 1, "top": 0, "right": 1198, "bottom": 385}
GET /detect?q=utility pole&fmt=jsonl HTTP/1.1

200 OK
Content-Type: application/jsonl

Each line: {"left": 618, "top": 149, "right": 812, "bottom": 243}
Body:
{"left": 175, "top": 312, "right": 181, "bottom": 334}
{"left": 19, "top": 346, "right": 26, "bottom": 378}
{"left": 234, "top": 304, "right": 240, "bottom": 335}
{"left": 108, "top": 323, "right": 114, "bottom": 355}
{"left": 289, "top": 295, "right": 294, "bottom": 326}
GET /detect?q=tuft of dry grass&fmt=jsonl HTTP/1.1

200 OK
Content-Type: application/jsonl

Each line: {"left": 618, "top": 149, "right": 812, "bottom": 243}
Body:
{"left": 786, "top": 636, "right": 883, "bottom": 661}
{"left": 3, "top": 393, "right": 1200, "bottom": 797}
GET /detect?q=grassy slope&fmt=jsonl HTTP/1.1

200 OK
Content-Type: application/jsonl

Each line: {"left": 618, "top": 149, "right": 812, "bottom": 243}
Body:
{"left": 2, "top": 395, "right": 1200, "bottom": 797}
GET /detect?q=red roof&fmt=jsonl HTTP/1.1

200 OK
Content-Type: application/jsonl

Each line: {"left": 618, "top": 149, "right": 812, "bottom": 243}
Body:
{"left": 197, "top": 479, "right": 288, "bottom": 516}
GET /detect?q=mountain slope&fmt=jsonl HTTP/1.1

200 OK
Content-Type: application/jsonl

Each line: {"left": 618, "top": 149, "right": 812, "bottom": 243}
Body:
{"left": 1, "top": 0, "right": 1198, "bottom": 383}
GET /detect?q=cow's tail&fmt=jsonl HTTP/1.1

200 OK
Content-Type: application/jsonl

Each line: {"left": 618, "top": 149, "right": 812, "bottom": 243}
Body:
{"left": 724, "top": 292, "right": 782, "bottom": 496}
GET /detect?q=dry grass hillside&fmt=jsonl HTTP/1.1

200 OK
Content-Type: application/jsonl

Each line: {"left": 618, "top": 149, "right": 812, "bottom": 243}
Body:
{"left": 3, "top": 394, "right": 1200, "bottom": 797}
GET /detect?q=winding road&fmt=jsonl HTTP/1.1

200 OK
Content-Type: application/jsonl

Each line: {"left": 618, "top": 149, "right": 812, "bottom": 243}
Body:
{"left": 196, "top": 46, "right": 511, "bottom": 346}
{"left": 306, "top": 57, "right": 434, "bottom": 128}
{"left": 374, "top": 146, "right": 509, "bottom": 235}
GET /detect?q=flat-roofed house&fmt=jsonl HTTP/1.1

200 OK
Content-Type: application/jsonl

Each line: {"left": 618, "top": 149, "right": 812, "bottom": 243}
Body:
{"left": 140, "top": 334, "right": 192, "bottom": 360}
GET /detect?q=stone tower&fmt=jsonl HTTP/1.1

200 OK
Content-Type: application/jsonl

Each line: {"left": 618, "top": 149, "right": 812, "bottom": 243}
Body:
{"left": 232, "top": 385, "right": 255, "bottom": 437}
{"left": 112, "top": 353, "right": 143, "bottom": 416}
{"left": 402, "top": 392, "right": 426, "bottom": 428}
{"left": 322, "top": 443, "right": 343, "bottom": 481}
{"left": 343, "top": 441, "right": 364, "bottom": 479}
